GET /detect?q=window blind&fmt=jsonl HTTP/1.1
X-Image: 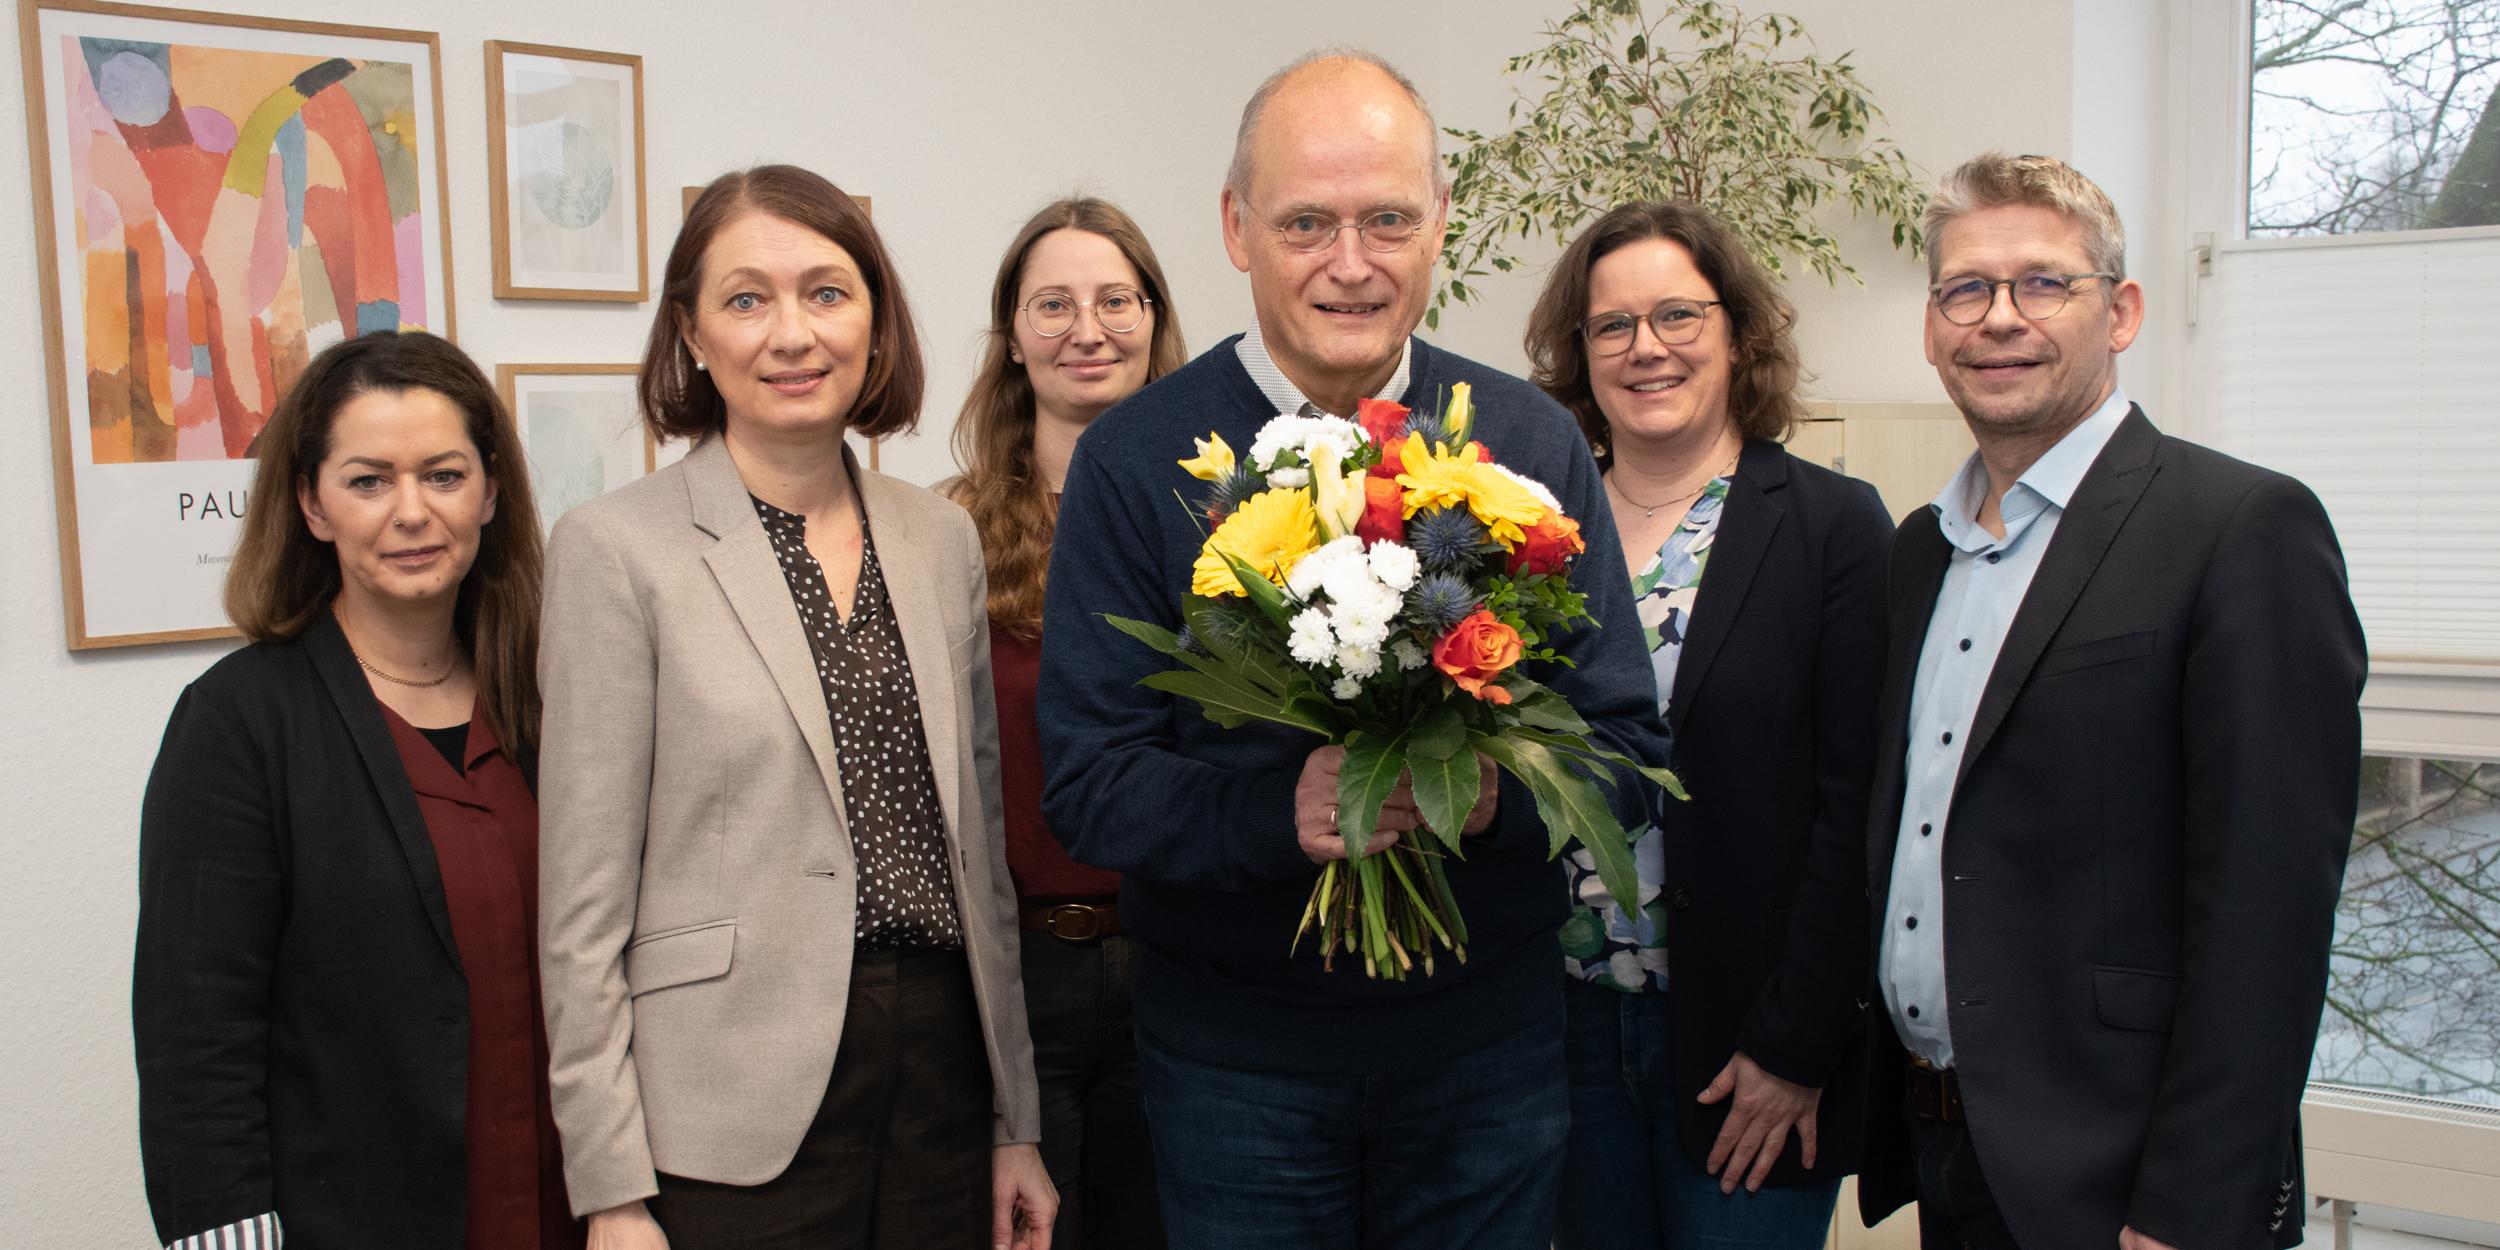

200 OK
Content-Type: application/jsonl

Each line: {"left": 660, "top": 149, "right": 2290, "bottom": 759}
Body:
{"left": 2207, "top": 231, "right": 2500, "bottom": 662}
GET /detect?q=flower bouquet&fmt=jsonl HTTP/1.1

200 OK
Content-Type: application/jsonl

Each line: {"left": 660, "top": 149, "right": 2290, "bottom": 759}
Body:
{"left": 1103, "top": 385, "right": 1683, "bottom": 979}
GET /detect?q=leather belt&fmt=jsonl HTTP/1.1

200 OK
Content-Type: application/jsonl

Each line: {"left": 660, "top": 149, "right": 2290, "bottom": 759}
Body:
{"left": 1906, "top": 1057, "right": 1966, "bottom": 1123}
{"left": 1019, "top": 901, "right": 1122, "bottom": 942}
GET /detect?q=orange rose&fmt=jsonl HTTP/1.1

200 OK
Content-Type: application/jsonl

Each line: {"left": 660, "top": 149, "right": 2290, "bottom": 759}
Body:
{"left": 1433, "top": 610, "right": 1523, "bottom": 705}
{"left": 1356, "top": 475, "right": 1406, "bottom": 545}
{"left": 1506, "top": 511, "right": 1584, "bottom": 575}
{"left": 1356, "top": 397, "right": 1409, "bottom": 449}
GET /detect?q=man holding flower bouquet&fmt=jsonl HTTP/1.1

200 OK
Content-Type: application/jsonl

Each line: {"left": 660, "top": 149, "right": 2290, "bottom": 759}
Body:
{"left": 1039, "top": 51, "right": 1669, "bottom": 1250}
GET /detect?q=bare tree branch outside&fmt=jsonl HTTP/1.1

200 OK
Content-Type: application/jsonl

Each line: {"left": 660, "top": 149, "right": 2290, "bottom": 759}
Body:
{"left": 2250, "top": 0, "right": 2500, "bottom": 234}
{"left": 2313, "top": 758, "right": 2500, "bottom": 1108}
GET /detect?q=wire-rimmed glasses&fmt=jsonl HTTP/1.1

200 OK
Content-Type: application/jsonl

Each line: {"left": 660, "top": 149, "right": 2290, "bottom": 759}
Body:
{"left": 1929, "top": 270, "right": 2116, "bottom": 325}
{"left": 1020, "top": 288, "right": 1152, "bottom": 337}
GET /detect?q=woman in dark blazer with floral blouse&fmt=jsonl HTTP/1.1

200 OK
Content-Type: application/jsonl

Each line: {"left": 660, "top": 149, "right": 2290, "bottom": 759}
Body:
{"left": 1526, "top": 202, "right": 1892, "bottom": 1250}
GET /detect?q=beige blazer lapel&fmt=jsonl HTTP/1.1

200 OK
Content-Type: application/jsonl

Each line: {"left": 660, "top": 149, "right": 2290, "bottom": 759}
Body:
{"left": 857, "top": 455, "right": 966, "bottom": 844}
{"left": 683, "top": 437, "right": 852, "bottom": 833}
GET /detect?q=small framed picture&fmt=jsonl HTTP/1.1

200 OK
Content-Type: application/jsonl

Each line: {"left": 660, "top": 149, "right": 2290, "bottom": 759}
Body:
{"left": 498, "top": 364, "right": 649, "bottom": 531}
{"left": 486, "top": 41, "right": 646, "bottom": 301}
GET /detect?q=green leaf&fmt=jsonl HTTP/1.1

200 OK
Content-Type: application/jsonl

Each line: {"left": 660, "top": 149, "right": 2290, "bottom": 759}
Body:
{"left": 1137, "top": 671, "right": 1328, "bottom": 736}
{"left": 1100, "top": 613, "right": 1188, "bottom": 658}
{"left": 1335, "top": 729, "right": 1409, "bottom": 858}
{"left": 1409, "top": 744, "right": 1480, "bottom": 847}
{"left": 1405, "top": 702, "right": 1470, "bottom": 761}
{"left": 1509, "top": 684, "right": 1591, "bottom": 734}
{"left": 1478, "top": 733, "right": 1640, "bottom": 908}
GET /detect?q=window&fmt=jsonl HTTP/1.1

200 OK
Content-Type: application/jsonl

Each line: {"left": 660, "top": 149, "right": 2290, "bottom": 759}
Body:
{"left": 2248, "top": 0, "right": 2499, "bottom": 237}
{"left": 2316, "top": 756, "right": 2499, "bottom": 1109}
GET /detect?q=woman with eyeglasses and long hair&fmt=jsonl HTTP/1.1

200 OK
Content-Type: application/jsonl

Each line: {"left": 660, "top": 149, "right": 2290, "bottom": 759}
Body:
{"left": 944, "top": 197, "right": 1186, "bottom": 1250}
{"left": 1524, "top": 202, "right": 1891, "bottom": 1250}
{"left": 135, "top": 331, "right": 578, "bottom": 1249}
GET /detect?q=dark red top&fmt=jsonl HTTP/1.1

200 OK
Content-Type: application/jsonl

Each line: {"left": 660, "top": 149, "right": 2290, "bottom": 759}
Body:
{"left": 991, "top": 627, "right": 1122, "bottom": 901}
{"left": 381, "top": 704, "right": 583, "bottom": 1250}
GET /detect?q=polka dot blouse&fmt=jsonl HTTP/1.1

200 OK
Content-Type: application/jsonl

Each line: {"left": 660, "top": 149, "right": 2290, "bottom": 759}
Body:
{"left": 753, "top": 496, "right": 964, "bottom": 951}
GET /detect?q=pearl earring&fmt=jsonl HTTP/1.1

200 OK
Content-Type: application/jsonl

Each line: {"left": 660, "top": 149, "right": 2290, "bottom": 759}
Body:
{"left": 694, "top": 360, "right": 707, "bottom": 371}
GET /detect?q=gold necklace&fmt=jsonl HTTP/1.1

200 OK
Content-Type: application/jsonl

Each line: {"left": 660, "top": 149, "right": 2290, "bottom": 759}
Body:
{"left": 332, "top": 604, "right": 456, "bottom": 688}
{"left": 1609, "top": 451, "right": 1739, "bottom": 519}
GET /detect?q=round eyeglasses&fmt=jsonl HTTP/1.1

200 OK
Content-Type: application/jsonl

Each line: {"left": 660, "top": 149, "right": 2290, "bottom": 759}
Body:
{"left": 1581, "top": 298, "right": 1723, "bottom": 357}
{"left": 1253, "top": 204, "right": 1426, "bottom": 253}
{"left": 1020, "top": 288, "right": 1151, "bottom": 337}
{"left": 1929, "top": 270, "right": 2116, "bottom": 325}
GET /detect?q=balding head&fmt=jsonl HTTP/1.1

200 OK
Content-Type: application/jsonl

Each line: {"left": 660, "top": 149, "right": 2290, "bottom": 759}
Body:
{"left": 1225, "top": 49, "right": 1448, "bottom": 207}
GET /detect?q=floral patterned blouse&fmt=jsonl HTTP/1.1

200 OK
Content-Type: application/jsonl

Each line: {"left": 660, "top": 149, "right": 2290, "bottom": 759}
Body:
{"left": 1560, "top": 475, "right": 1729, "bottom": 991}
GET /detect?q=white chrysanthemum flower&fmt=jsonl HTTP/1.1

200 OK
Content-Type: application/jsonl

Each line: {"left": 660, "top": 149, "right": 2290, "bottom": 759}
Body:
{"left": 1337, "top": 643, "right": 1384, "bottom": 679}
{"left": 1267, "top": 466, "right": 1311, "bottom": 489}
{"left": 1331, "top": 674, "right": 1365, "bottom": 701}
{"left": 1249, "top": 413, "right": 1362, "bottom": 471}
{"left": 1287, "top": 608, "right": 1337, "bottom": 666}
{"left": 1288, "top": 536, "right": 1362, "bottom": 600}
{"left": 1393, "top": 638, "right": 1429, "bottom": 670}
{"left": 1493, "top": 464, "right": 1564, "bottom": 513}
{"left": 1366, "top": 541, "right": 1419, "bottom": 591}
{"left": 1335, "top": 615, "right": 1391, "bottom": 653}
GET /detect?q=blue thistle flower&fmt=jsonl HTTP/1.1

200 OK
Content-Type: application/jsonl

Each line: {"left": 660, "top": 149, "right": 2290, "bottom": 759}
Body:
{"left": 1408, "top": 506, "right": 1495, "bottom": 573}
{"left": 1397, "top": 414, "right": 1449, "bottom": 445}
{"left": 1405, "top": 573, "right": 1480, "bottom": 633}
{"left": 1172, "top": 626, "right": 1209, "bottom": 656}
{"left": 1198, "top": 468, "right": 1263, "bottom": 523}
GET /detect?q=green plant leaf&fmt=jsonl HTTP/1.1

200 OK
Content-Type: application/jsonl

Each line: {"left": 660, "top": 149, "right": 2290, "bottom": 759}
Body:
{"left": 1100, "top": 613, "right": 1187, "bottom": 658}
{"left": 1479, "top": 734, "right": 1641, "bottom": 907}
{"left": 1409, "top": 741, "right": 1480, "bottom": 847}
{"left": 1137, "top": 671, "right": 1328, "bottom": 736}
{"left": 1336, "top": 729, "right": 1409, "bottom": 858}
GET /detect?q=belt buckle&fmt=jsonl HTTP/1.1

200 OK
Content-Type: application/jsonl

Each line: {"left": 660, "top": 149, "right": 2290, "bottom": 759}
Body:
{"left": 1045, "top": 903, "right": 1105, "bottom": 943}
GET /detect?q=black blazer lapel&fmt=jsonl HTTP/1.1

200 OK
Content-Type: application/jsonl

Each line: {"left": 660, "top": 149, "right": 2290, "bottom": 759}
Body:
{"left": 1667, "top": 439, "right": 1785, "bottom": 740}
{"left": 1871, "top": 511, "right": 1951, "bottom": 887}
{"left": 303, "top": 612, "right": 461, "bottom": 965}
{"left": 1956, "top": 408, "right": 2162, "bottom": 786}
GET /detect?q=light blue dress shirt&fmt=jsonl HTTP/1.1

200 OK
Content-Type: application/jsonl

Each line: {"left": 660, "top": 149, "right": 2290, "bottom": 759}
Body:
{"left": 1878, "top": 388, "right": 2131, "bottom": 1069}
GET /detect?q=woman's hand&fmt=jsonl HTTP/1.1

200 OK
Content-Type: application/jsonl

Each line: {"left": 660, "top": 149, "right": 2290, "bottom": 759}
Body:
{"left": 1696, "top": 1050, "right": 1823, "bottom": 1193}
{"left": 586, "top": 1200, "right": 669, "bottom": 1250}
{"left": 992, "top": 1142, "right": 1057, "bottom": 1250}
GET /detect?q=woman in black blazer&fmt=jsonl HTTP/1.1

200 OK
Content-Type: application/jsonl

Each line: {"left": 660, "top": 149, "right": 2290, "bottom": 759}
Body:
{"left": 134, "top": 333, "right": 578, "bottom": 1250}
{"left": 1526, "top": 202, "right": 1891, "bottom": 1250}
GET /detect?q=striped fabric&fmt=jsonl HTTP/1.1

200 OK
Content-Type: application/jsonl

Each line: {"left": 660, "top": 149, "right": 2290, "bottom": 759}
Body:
{"left": 1234, "top": 322, "right": 1412, "bottom": 419}
{"left": 167, "top": 1213, "right": 280, "bottom": 1250}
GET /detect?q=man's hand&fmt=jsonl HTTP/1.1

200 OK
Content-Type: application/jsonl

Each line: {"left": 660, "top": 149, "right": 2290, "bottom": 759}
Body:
{"left": 1295, "top": 745, "right": 1420, "bottom": 863}
{"left": 1697, "top": 1050, "right": 1823, "bottom": 1193}
{"left": 586, "top": 1201, "right": 669, "bottom": 1250}
{"left": 2121, "top": 1227, "right": 2181, "bottom": 1250}
{"left": 992, "top": 1142, "right": 1057, "bottom": 1250}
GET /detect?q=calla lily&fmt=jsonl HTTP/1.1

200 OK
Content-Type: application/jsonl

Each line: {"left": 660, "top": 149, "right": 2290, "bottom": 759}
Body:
{"left": 1308, "top": 437, "right": 1364, "bottom": 539}
{"left": 1178, "top": 432, "right": 1237, "bottom": 481}
{"left": 1443, "top": 382, "right": 1475, "bottom": 443}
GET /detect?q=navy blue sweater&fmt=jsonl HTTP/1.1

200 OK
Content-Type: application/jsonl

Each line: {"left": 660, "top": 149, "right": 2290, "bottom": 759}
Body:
{"left": 1038, "top": 336, "right": 1670, "bottom": 1073}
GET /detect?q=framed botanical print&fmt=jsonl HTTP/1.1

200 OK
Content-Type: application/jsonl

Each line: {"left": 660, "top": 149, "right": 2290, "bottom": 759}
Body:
{"left": 486, "top": 41, "right": 646, "bottom": 301}
{"left": 497, "top": 364, "right": 649, "bottom": 532}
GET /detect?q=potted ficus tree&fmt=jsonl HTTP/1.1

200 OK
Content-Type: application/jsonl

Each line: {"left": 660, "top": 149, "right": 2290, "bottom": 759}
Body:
{"left": 1433, "top": 0, "right": 1928, "bottom": 326}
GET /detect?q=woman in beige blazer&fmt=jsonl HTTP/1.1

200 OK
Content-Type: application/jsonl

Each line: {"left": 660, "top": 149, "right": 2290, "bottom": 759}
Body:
{"left": 538, "top": 165, "right": 1052, "bottom": 1250}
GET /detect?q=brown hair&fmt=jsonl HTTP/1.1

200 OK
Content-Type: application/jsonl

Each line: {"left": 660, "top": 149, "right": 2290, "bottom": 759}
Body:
{"left": 641, "top": 165, "right": 925, "bottom": 444}
{"left": 1525, "top": 201, "right": 1804, "bottom": 454}
{"left": 225, "top": 331, "right": 545, "bottom": 764}
{"left": 946, "top": 198, "right": 1187, "bottom": 639}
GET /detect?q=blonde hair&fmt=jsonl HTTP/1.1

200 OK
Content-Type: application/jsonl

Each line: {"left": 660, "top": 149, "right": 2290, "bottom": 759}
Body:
{"left": 1922, "top": 152, "right": 2126, "bottom": 281}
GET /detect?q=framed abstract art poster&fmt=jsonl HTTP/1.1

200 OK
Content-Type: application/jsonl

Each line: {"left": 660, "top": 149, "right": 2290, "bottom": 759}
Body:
{"left": 496, "top": 364, "right": 649, "bottom": 533}
{"left": 487, "top": 41, "right": 645, "bottom": 301}
{"left": 19, "top": 0, "right": 454, "bottom": 648}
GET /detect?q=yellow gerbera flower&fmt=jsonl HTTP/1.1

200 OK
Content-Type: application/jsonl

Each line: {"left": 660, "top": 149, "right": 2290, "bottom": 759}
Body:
{"left": 1394, "top": 434, "right": 1547, "bottom": 546}
{"left": 1191, "top": 488, "right": 1321, "bottom": 597}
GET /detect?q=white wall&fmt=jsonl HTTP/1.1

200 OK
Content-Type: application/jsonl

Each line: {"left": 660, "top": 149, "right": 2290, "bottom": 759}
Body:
{"left": 0, "top": 0, "right": 2107, "bottom": 1238}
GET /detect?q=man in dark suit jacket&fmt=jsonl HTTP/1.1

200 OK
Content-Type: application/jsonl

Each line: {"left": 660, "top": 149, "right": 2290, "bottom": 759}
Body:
{"left": 1858, "top": 153, "right": 2367, "bottom": 1250}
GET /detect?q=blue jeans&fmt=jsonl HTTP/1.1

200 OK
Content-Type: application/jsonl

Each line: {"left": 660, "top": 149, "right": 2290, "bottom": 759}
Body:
{"left": 1138, "top": 1016, "right": 1567, "bottom": 1250}
{"left": 1557, "top": 977, "right": 1841, "bottom": 1250}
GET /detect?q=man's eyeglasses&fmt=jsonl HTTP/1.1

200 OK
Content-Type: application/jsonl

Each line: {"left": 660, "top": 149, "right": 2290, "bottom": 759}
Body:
{"left": 1929, "top": 271, "right": 2116, "bottom": 326}
{"left": 1249, "top": 202, "right": 1427, "bottom": 253}
{"left": 1020, "top": 288, "right": 1151, "bottom": 337}
{"left": 1581, "top": 299, "right": 1723, "bottom": 357}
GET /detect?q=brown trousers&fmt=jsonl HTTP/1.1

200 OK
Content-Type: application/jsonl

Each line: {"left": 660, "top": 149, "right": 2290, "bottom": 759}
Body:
{"left": 651, "top": 948, "right": 994, "bottom": 1248}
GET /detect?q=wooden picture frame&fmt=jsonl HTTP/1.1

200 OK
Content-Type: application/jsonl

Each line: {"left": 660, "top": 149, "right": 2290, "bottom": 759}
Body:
{"left": 20, "top": 0, "right": 456, "bottom": 648}
{"left": 486, "top": 40, "right": 646, "bottom": 301}
{"left": 497, "top": 364, "right": 652, "bottom": 531}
